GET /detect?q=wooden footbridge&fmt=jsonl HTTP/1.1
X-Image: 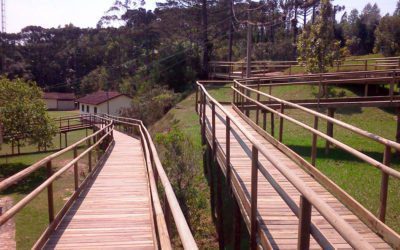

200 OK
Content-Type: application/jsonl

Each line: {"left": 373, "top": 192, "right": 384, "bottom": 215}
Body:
{"left": 0, "top": 115, "right": 197, "bottom": 249}
{"left": 196, "top": 80, "right": 400, "bottom": 249}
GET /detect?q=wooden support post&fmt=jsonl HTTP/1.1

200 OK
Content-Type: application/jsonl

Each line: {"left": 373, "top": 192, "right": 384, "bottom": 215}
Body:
{"left": 379, "top": 146, "right": 391, "bottom": 222}
{"left": 208, "top": 144, "right": 216, "bottom": 222}
{"left": 262, "top": 111, "right": 267, "bottom": 130}
{"left": 279, "top": 104, "right": 284, "bottom": 142}
{"left": 233, "top": 199, "right": 242, "bottom": 250}
{"left": 256, "top": 84, "right": 260, "bottom": 125}
{"left": 59, "top": 132, "right": 62, "bottom": 150}
{"left": 271, "top": 112, "right": 275, "bottom": 137}
{"left": 250, "top": 146, "right": 259, "bottom": 250}
{"left": 311, "top": 117, "right": 319, "bottom": 166}
{"left": 201, "top": 93, "right": 206, "bottom": 145}
{"left": 297, "top": 195, "right": 312, "bottom": 250}
{"left": 11, "top": 140, "right": 14, "bottom": 155}
{"left": 216, "top": 167, "right": 225, "bottom": 249}
{"left": 212, "top": 102, "right": 216, "bottom": 157}
{"left": 325, "top": 108, "right": 335, "bottom": 154}
{"left": 88, "top": 139, "right": 92, "bottom": 172}
{"left": 226, "top": 117, "right": 231, "bottom": 191}
{"left": 65, "top": 132, "right": 68, "bottom": 147}
{"left": 73, "top": 147, "right": 79, "bottom": 191}
{"left": 46, "top": 161, "right": 54, "bottom": 223}
{"left": 195, "top": 86, "right": 199, "bottom": 113}
{"left": 365, "top": 60, "right": 368, "bottom": 71}
{"left": 396, "top": 107, "right": 400, "bottom": 147}
{"left": 17, "top": 140, "right": 20, "bottom": 155}
{"left": 364, "top": 84, "right": 369, "bottom": 97}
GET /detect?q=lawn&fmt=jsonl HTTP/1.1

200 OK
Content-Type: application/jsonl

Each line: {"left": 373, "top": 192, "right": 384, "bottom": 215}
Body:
{"left": 0, "top": 110, "right": 98, "bottom": 249}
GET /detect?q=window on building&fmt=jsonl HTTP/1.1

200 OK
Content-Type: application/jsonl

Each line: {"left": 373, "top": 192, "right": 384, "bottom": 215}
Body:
{"left": 94, "top": 107, "right": 97, "bottom": 114}
{"left": 81, "top": 104, "right": 84, "bottom": 111}
{"left": 86, "top": 105, "right": 89, "bottom": 113}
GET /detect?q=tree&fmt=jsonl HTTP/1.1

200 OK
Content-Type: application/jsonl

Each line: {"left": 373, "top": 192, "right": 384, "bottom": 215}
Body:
{"left": 394, "top": 0, "right": 400, "bottom": 16}
{"left": 0, "top": 78, "right": 57, "bottom": 149}
{"left": 374, "top": 15, "right": 400, "bottom": 56}
{"left": 297, "top": 0, "right": 342, "bottom": 73}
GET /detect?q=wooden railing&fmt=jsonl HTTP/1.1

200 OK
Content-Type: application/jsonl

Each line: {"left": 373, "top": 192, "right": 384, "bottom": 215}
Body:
{"left": 103, "top": 114, "right": 198, "bottom": 250}
{"left": 0, "top": 114, "right": 114, "bottom": 248}
{"left": 210, "top": 57, "right": 400, "bottom": 78}
{"left": 195, "top": 81, "right": 382, "bottom": 249}
{"left": 230, "top": 80, "right": 400, "bottom": 247}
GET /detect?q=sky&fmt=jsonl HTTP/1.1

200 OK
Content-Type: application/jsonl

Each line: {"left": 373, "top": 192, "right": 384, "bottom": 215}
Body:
{"left": 4, "top": 0, "right": 398, "bottom": 33}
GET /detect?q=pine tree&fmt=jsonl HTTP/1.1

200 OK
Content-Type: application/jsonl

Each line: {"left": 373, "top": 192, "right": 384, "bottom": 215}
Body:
{"left": 297, "top": 0, "right": 342, "bottom": 73}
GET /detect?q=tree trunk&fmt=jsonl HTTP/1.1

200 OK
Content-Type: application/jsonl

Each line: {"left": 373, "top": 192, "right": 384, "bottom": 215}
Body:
{"left": 228, "top": 0, "right": 234, "bottom": 61}
{"left": 202, "top": 0, "right": 209, "bottom": 79}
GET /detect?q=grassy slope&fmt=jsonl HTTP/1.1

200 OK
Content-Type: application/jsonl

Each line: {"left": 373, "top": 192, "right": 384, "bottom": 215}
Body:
{"left": 0, "top": 110, "right": 97, "bottom": 249}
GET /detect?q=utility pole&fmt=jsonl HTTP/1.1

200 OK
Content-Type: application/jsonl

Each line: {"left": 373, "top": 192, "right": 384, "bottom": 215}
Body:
{"left": 246, "top": 9, "right": 252, "bottom": 78}
{"left": 1, "top": 0, "right": 5, "bottom": 33}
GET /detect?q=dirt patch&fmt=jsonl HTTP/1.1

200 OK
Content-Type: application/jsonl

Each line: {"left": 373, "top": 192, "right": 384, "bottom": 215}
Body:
{"left": 0, "top": 196, "right": 16, "bottom": 250}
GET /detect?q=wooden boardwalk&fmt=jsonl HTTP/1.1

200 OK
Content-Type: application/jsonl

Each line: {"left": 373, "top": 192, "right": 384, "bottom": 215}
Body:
{"left": 44, "top": 130, "right": 156, "bottom": 249}
{"left": 203, "top": 104, "right": 392, "bottom": 249}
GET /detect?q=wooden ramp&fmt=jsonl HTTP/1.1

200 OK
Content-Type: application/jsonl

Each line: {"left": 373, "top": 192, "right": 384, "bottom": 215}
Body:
{"left": 203, "top": 104, "right": 392, "bottom": 249}
{"left": 44, "top": 130, "right": 155, "bottom": 249}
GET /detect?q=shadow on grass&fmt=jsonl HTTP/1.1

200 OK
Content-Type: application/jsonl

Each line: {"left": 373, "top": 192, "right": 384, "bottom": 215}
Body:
{"left": 0, "top": 163, "right": 47, "bottom": 195}
{"left": 286, "top": 144, "right": 400, "bottom": 167}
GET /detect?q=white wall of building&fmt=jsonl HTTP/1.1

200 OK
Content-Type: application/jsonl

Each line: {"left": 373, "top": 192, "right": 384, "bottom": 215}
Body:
{"left": 44, "top": 99, "right": 58, "bottom": 110}
{"left": 57, "top": 100, "right": 75, "bottom": 111}
{"left": 79, "top": 95, "right": 131, "bottom": 116}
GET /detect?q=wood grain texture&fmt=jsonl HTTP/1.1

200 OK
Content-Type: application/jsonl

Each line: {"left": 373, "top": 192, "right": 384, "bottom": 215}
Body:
{"left": 44, "top": 130, "right": 155, "bottom": 249}
{"left": 204, "top": 104, "right": 392, "bottom": 250}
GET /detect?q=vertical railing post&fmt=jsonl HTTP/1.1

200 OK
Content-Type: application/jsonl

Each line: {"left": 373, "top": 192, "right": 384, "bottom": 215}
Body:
{"left": 73, "top": 147, "right": 79, "bottom": 191}
{"left": 271, "top": 112, "right": 275, "bottom": 137}
{"left": 195, "top": 85, "right": 199, "bottom": 113}
{"left": 212, "top": 102, "right": 216, "bottom": 157}
{"left": 379, "top": 145, "right": 391, "bottom": 222}
{"left": 88, "top": 138, "right": 92, "bottom": 172}
{"left": 201, "top": 92, "right": 206, "bottom": 145}
{"left": 311, "top": 117, "right": 319, "bottom": 166}
{"left": 226, "top": 116, "right": 231, "bottom": 191}
{"left": 262, "top": 110, "right": 267, "bottom": 130}
{"left": 297, "top": 195, "right": 312, "bottom": 250}
{"left": 256, "top": 83, "right": 260, "bottom": 125}
{"left": 325, "top": 108, "right": 335, "bottom": 154}
{"left": 278, "top": 104, "right": 284, "bottom": 142}
{"left": 46, "top": 161, "right": 54, "bottom": 223}
{"left": 250, "top": 145, "right": 259, "bottom": 250}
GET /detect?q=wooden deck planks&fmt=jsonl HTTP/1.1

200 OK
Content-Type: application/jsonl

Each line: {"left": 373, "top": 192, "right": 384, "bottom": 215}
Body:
{"left": 44, "top": 130, "right": 156, "bottom": 249}
{"left": 203, "top": 104, "right": 391, "bottom": 249}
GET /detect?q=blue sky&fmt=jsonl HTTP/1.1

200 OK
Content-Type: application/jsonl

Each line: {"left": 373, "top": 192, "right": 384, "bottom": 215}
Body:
{"left": 5, "top": 0, "right": 397, "bottom": 33}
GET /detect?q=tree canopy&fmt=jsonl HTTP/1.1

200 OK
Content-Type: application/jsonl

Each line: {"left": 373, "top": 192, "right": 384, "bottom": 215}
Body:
{"left": 0, "top": 78, "right": 57, "bottom": 149}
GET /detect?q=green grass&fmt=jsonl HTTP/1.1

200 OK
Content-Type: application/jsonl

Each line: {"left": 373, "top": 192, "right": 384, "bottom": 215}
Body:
{"left": 0, "top": 110, "right": 97, "bottom": 249}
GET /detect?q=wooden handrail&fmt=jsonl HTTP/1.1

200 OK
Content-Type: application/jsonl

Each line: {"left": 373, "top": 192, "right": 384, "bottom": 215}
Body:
{"left": 103, "top": 114, "right": 198, "bottom": 250}
{"left": 0, "top": 128, "right": 113, "bottom": 227}
{"left": 0, "top": 115, "right": 112, "bottom": 192}
{"left": 196, "top": 81, "right": 374, "bottom": 249}
{"left": 233, "top": 80, "right": 400, "bottom": 153}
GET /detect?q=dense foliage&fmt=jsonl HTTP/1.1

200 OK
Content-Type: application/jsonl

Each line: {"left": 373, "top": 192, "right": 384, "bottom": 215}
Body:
{"left": 0, "top": 78, "right": 57, "bottom": 149}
